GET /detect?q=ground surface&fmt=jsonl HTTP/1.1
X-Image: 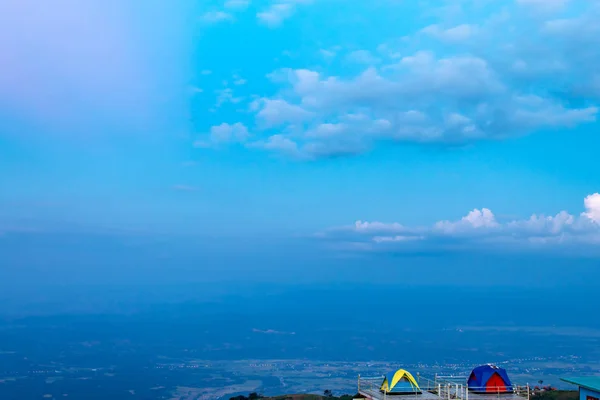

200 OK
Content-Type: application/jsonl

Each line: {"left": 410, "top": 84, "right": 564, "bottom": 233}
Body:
{"left": 266, "top": 396, "right": 354, "bottom": 400}
{"left": 532, "top": 391, "right": 578, "bottom": 400}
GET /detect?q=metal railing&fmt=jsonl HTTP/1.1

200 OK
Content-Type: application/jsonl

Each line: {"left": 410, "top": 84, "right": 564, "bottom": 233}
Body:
{"left": 464, "top": 385, "right": 531, "bottom": 400}
{"left": 358, "top": 375, "right": 424, "bottom": 400}
{"left": 434, "top": 375, "right": 530, "bottom": 400}
{"left": 357, "top": 374, "right": 530, "bottom": 400}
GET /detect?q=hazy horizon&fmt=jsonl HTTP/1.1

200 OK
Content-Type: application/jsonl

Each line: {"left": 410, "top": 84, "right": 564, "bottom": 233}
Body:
{"left": 2, "top": 0, "right": 600, "bottom": 398}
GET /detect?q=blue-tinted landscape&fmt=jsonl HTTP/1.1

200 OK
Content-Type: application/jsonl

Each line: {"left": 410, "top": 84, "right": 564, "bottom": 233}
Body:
{"left": 3, "top": 0, "right": 600, "bottom": 398}
{"left": 1, "top": 284, "right": 599, "bottom": 398}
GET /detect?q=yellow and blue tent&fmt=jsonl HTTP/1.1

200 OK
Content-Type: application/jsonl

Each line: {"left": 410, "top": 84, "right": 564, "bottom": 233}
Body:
{"left": 380, "top": 369, "right": 421, "bottom": 394}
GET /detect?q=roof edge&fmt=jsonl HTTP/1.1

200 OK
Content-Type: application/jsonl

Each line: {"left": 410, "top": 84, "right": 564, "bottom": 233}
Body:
{"left": 561, "top": 377, "right": 600, "bottom": 392}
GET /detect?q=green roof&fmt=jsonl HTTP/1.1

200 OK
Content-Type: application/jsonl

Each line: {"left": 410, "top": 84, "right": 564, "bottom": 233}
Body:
{"left": 561, "top": 377, "right": 600, "bottom": 392}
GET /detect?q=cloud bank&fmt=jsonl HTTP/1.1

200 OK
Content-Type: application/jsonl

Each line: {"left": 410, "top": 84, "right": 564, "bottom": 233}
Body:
{"left": 199, "top": 1, "right": 600, "bottom": 159}
{"left": 320, "top": 193, "right": 600, "bottom": 253}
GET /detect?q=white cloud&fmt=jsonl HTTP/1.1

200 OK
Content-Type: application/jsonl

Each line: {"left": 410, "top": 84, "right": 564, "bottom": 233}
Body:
{"left": 510, "top": 97, "right": 597, "bottom": 129}
{"left": 252, "top": 98, "right": 314, "bottom": 127}
{"left": 435, "top": 208, "right": 498, "bottom": 233}
{"left": 322, "top": 194, "right": 600, "bottom": 253}
{"left": 237, "top": 50, "right": 595, "bottom": 158}
{"left": 517, "top": 0, "right": 570, "bottom": 12}
{"left": 208, "top": 1, "right": 599, "bottom": 160}
{"left": 373, "top": 235, "right": 424, "bottom": 243}
{"left": 257, "top": 3, "right": 294, "bottom": 27}
{"left": 215, "top": 88, "right": 244, "bottom": 107}
{"left": 507, "top": 211, "right": 576, "bottom": 236}
{"left": 421, "top": 24, "right": 477, "bottom": 42}
{"left": 248, "top": 134, "right": 301, "bottom": 158}
{"left": 200, "top": 11, "right": 233, "bottom": 23}
{"left": 320, "top": 49, "right": 337, "bottom": 61}
{"left": 582, "top": 193, "right": 600, "bottom": 224}
{"left": 225, "top": 0, "right": 250, "bottom": 11}
{"left": 195, "top": 122, "right": 250, "bottom": 147}
{"left": 346, "top": 50, "right": 381, "bottom": 65}
{"left": 212, "top": 122, "right": 249, "bottom": 142}
{"left": 543, "top": 13, "right": 600, "bottom": 43}
{"left": 354, "top": 220, "right": 407, "bottom": 233}
{"left": 252, "top": 328, "right": 296, "bottom": 335}
{"left": 257, "top": 0, "right": 312, "bottom": 28}
{"left": 305, "top": 123, "right": 347, "bottom": 138}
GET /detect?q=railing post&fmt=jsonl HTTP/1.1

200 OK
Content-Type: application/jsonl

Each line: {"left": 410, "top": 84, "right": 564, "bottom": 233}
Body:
{"left": 358, "top": 374, "right": 360, "bottom": 392}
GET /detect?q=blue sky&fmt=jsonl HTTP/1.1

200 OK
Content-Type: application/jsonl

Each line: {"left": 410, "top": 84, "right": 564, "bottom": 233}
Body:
{"left": 1, "top": 0, "right": 600, "bottom": 286}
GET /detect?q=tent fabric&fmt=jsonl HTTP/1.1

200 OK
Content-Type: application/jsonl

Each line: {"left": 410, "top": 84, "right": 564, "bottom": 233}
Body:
{"left": 380, "top": 369, "right": 421, "bottom": 393}
{"left": 467, "top": 365, "right": 513, "bottom": 393}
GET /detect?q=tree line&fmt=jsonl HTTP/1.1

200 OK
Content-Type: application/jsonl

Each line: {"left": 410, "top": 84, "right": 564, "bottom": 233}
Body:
{"left": 229, "top": 390, "right": 357, "bottom": 399}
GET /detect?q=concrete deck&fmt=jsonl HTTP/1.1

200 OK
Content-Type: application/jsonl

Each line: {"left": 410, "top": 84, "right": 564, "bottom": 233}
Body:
{"left": 358, "top": 389, "right": 442, "bottom": 400}
{"left": 467, "top": 393, "right": 528, "bottom": 400}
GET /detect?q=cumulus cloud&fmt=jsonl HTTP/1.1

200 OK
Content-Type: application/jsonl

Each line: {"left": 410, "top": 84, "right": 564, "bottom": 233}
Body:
{"left": 242, "top": 52, "right": 595, "bottom": 158}
{"left": 205, "top": 1, "right": 599, "bottom": 159}
{"left": 346, "top": 50, "right": 381, "bottom": 65}
{"left": 251, "top": 98, "right": 314, "bottom": 127}
{"left": 215, "top": 88, "right": 244, "bottom": 107}
{"left": 247, "top": 134, "right": 302, "bottom": 158}
{"left": 257, "top": 3, "right": 293, "bottom": 27}
{"left": 321, "top": 194, "right": 600, "bottom": 253}
{"left": 194, "top": 122, "right": 250, "bottom": 147}
{"left": 421, "top": 24, "right": 477, "bottom": 42}
{"left": 582, "top": 193, "right": 600, "bottom": 223}
{"left": 320, "top": 49, "right": 337, "bottom": 61}
{"left": 435, "top": 208, "right": 498, "bottom": 234}
{"left": 257, "top": 0, "right": 312, "bottom": 28}
{"left": 233, "top": 74, "right": 247, "bottom": 85}
{"left": 200, "top": 11, "right": 234, "bottom": 23}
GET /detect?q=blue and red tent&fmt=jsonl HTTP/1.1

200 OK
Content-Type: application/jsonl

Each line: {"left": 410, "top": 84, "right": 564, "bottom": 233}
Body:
{"left": 467, "top": 365, "right": 513, "bottom": 393}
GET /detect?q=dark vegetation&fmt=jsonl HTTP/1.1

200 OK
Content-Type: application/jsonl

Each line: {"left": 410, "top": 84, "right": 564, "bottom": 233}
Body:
{"left": 230, "top": 391, "right": 356, "bottom": 400}
{"left": 532, "top": 390, "right": 578, "bottom": 400}
{"left": 231, "top": 389, "right": 578, "bottom": 400}
{"left": 230, "top": 393, "right": 264, "bottom": 400}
